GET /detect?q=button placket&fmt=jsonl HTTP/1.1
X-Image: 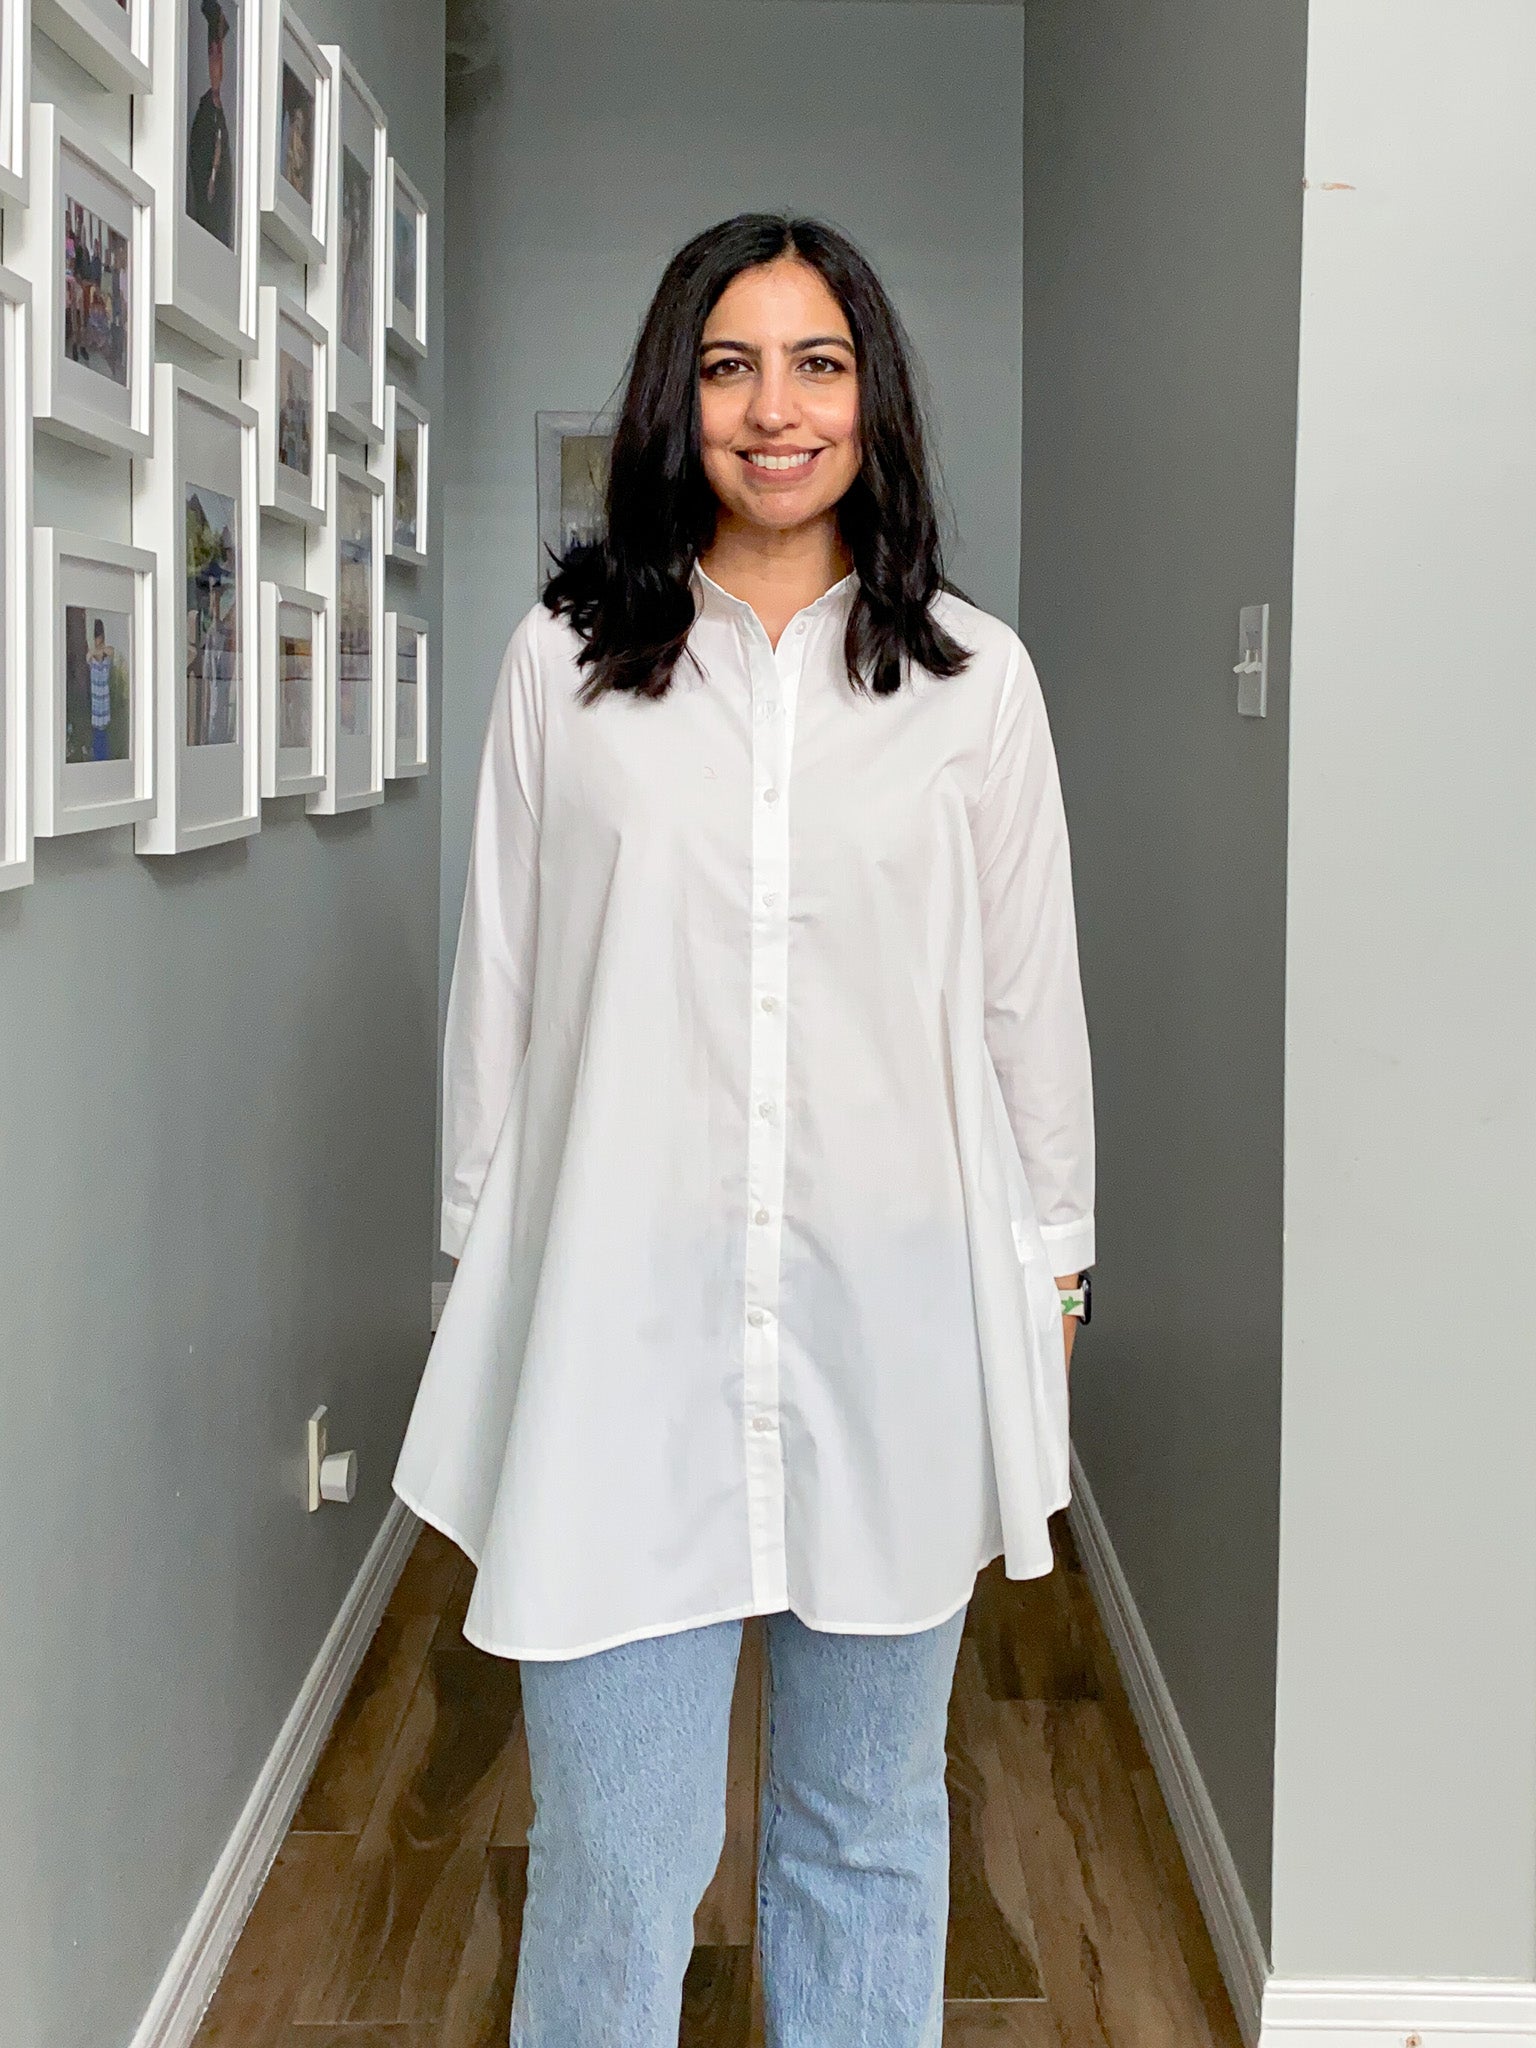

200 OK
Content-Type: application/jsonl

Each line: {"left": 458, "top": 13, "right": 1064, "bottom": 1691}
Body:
{"left": 739, "top": 615, "right": 804, "bottom": 1611}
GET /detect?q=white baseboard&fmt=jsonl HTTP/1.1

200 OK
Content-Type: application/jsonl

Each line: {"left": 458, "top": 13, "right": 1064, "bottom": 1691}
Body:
{"left": 1260, "top": 1977, "right": 1536, "bottom": 2044}
{"left": 130, "top": 1496, "right": 420, "bottom": 2048}
{"left": 1067, "top": 1447, "right": 1270, "bottom": 2045}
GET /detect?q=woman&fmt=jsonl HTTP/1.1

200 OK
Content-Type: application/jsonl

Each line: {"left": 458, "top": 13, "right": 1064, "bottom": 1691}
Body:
{"left": 393, "top": 213, "right": 1094, "bottom": 2048}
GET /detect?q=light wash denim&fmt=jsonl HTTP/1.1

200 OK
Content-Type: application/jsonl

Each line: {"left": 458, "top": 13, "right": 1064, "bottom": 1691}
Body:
{"left": 508, "top": 1604, "right": 968, "bottom": 2048}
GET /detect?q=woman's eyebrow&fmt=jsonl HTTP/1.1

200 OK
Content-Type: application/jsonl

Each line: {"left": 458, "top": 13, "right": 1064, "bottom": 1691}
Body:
{"left": 698, "top": 334, "right": 856, "bottom": 355}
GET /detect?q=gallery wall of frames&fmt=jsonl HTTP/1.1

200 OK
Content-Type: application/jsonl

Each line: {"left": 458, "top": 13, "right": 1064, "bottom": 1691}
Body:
{"left": 0, "top": 0, "right": 432, "bottom": 893}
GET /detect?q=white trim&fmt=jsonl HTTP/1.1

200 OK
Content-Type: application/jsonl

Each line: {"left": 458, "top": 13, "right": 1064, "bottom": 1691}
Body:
{"left": 430, "top": 1277, "right": 452, "bottom": 1330}
{"left": 1068, "top": 1447, "right": 1270, "bottom": 2044}
{"left": 129, "top": 1497, "right": 419, "bottom": 2048}
{"left": 1260, "top": 1977, "right": 1536, "bottom": 2045}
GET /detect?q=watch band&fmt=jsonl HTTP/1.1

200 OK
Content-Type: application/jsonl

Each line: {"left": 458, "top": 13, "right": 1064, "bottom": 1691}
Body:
{"left": 1058, "top": 1269, "right": 1092, "bottom": 1324}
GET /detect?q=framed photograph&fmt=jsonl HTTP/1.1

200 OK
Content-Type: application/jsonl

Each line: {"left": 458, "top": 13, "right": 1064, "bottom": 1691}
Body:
{"left": 382, "top": 382, "right": 427, "bottom": 567}
{"left": 310, "top": 45, "right": 386, "bottom": 446}
{"left": 535, "top": 409, "right": 615, "bottom": 580}
{"left": 259, "top": 579, "right": 324, "bottom": 797}
{"left": 0, "top": 0, "right": 28, "bottom": 205}
{"left": 258, "top": 0, "right": 328, "bottom": 264}
{"left": 385, "top": 156, "right": 426, "bottom": 361}
{"left": 383, "top": 609, "right": 426, "bottom": 780}
{"left": 135, "top": 0, "right": 259, "bottom": 356}
{"left": 133, "top": 364, "right": 260, "bottom": 855}
{"left": 248, "top": 284, "right": 326, "bottom": 526}
{"left": 0, "top": 268, "right": 32, "bottom": 893}
{"left": 9, "top": 102, "right": 154, "bottom": 459}
{"left": 32, "top": 0, "right": 150, "bottom": 98}
{"left": 32, "top": 530, "right": 155, "bottom": 839}
{"left": 307, "top": 451, "right": 383, "bottom": 815}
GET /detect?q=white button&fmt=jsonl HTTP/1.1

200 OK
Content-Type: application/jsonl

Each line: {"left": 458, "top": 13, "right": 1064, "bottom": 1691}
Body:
{"left": 792, "top": 620, "right": 806, "bottom": 634}
{"left": 751, "top": 1415, "right": 774, "bottom": 1433}
{"left": 762, "top": 787, "right": 780, "bottom": 804}
{"left": 748, "top": 1307, "right": 767, "bottom": 1326}
{"left": 759, "top": 994, "right": 777, "bottom": 1012}
{"left": 758, "top": 1100, "right": 774, "bottom": 1118}
{"left": 762, "top": 891, "right": 778, "bottom": 907}
{"left": 754, "top": 1208, "right": 770, "bottom": 1225}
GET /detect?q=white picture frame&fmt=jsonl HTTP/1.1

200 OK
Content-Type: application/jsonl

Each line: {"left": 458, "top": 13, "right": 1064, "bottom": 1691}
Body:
{"left": 381, "top": 381, "right": 427, "bottom": 567}
{"left": 385, "top": 156, "right": 426, "bottom": 361}
{"left": 32, "top": 529, "right": 155, "bottom": 838}
{"left": 259, "top": 579, "right": 325, "bottom": 797}
{"left": 258, "top": 0, "right": 328, "bottom": 265}
{"left": 310, "top": 45, "right": 386, "bottom": 446}
{"left": 10, "top": 103, "right": 155, "bottom": 460}
{"left": 307, "top": 450, "right": 383, "bottom": 815}
{"left": 248, "top": 284, "right": 326, "bottom": 526}
{"left": 0, "top": 0, "right": 29, "bottom": 205}
{"left": 0, "top": 267, "right": 32, "bottom": 892}
{"left": 32, "top": 0, "right": 151, "bottom": 98}
{"left": 383, "top": 609, "right": 426, "bottom": 780}
{"left": 133, "top": 363, "right": 260, "bottom": 855}
{"left": 135, "top": 0, "right": 259, "bottom": 356}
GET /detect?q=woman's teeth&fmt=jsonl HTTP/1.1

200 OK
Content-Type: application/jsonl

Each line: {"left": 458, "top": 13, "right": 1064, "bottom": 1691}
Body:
{"left": 744, "top": 451, "right": 817, "bottom": 470}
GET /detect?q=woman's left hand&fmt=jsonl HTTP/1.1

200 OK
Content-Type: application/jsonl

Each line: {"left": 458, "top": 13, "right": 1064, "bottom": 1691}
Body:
{"left": 1062, "top": 1311, "right": 1077, "bottom": 1378}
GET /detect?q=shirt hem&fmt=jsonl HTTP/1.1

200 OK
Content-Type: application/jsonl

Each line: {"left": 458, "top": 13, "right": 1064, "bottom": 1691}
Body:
{"left": 393, "top": 1483, "right": 1033, "bottom": 1662}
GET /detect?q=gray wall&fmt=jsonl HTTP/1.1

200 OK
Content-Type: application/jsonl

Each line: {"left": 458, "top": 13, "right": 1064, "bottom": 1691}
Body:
{"left": 1271, "top": 0, "right": 1536, "bottom": 1980}
{"left": 0, "top": 8, "right": 445, "bottom": 2046}
{"left": 1019, "top": 0, "right": 1309, "bottom": 1946}
{"left": 439, "top": 0, "right": 1027, "bottom": 1196}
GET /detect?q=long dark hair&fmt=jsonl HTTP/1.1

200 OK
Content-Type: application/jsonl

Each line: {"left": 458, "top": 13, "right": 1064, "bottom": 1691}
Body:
{"left": 542, "top": 213, "right": 972, "bottom": 703}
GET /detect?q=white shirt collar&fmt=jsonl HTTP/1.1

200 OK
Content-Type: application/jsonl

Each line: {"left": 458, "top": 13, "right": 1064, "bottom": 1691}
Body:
{"left": 690, "top": 560, "right": 859, "bottom": 632}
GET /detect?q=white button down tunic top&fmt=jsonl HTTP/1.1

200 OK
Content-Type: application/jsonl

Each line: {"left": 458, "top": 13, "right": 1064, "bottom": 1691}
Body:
{"left": 392, "top": 565, "right": 1095, "bottom": 1660}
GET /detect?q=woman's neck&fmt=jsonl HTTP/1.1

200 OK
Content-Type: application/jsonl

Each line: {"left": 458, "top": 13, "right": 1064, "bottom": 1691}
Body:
{"left": 698, "top": 516, "right": 853, "bottom": 648}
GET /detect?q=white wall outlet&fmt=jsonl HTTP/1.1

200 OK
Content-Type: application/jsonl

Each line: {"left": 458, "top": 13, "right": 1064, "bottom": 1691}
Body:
{"left": 1233, "top": 603, "right": 1270, "bottom": 718}
{"left": 306, "top": 1405, "right": 328, "bottom": 1513}
{"left": 307, "top": 1404, "right": 358, "bottom": 1510}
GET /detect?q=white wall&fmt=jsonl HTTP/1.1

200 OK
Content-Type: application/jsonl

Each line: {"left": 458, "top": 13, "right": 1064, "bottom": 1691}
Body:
{"left": 439, "top": 0, "right": 1026, "bottom": 1182}
{"left": 1271, "top": 0, "right": 1536, "bottom": 1981}
{"left": 0, "top": 10, "right": 445, "bottom": 2047}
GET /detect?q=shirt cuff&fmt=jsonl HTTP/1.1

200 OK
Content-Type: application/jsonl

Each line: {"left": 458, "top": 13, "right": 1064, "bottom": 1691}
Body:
{"left": 441, "top": 1200, "right": 474, "bottom": 1262}
{"left": 1039, "top": 1215, "right": 1095, "bottom": 1276}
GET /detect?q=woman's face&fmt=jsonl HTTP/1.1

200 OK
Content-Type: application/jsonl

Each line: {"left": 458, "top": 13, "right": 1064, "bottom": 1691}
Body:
{"left": 698, "top": 256, "right": 861, "bottom": 536}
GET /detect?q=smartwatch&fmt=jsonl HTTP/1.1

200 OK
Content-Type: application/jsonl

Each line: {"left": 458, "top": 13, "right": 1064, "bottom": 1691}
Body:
{"left": 1058, "top": 1269, "right": 1092, "bottom": 1324}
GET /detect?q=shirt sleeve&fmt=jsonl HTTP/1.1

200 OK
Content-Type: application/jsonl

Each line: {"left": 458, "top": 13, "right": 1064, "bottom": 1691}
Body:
{"left": 972, "top": 636, "right": 1096, "bottom": 1275}
{"left": 440, "top": 611, "right": 545, "bottom": 1259}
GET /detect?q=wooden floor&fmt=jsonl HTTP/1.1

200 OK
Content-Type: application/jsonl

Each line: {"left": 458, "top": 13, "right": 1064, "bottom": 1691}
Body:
{"left": 194, "top": 1516, "right": 1243, "bottom": 2048}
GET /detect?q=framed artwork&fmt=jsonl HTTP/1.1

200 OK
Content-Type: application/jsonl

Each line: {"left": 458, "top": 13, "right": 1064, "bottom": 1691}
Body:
{"left": 385, "top": 156, "right": 426, "bottom": 360}
{"left": 258, "top": 0, "right": 328, "bottom": 264}
{"left": 249, "top": 284, "right": 326, "bottom": 526}
{"left": 9, "top": 102, "right": 154, "bottom": 459}
{"left": 0, "top": 0, "right": 28, "bottom": 205}
{"left": 307, "top": 451, "right": 383, "bottom": 815}
{"left": 383, "top": 609, "right": 426, "bottom": 780}
{"left": 0, "top": 267, "right": 31, "bottom": 893}
{"left": 535, "top": 409, "right": 615, "bottom": 580}
{"left": 32, "top": 530, "right": 155, "bottom": 839}
{"left": 382, "top": 382, "right": 427, "bottom": 566}
{"left": 136, "top": 0, "right": 259, "bottom": 356}
{"left": 310, "top": 45, "right": 386, "bottom": 445}
{"left": 133, "top": 364, "right": 260, "bottom": 855}
{"left": 259, "top": 579, "right": 324, "bottom": 797}
{"left": 32, "top": 0, "right": 150, "bottom": 97}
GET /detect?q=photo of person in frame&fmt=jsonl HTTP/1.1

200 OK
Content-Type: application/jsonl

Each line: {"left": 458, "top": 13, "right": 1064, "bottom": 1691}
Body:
{"left": 64, "top": 606, "right": 132, "bottom": 765}
{"left": 62, "top": 198, "right": 131, "bottom": 387}
{"left": 394, "top": 195, "right": 416, "bottom": 318}
{"left": 185, "top": 483, "right": 239, "bottom": 747}
{"left": 277, "top": 344, "right": 312, "bottom": 479}
{"left": 339, "top": 144, "right": 373, "bottom": 361}
{"left": 280, "top": 59, "right": 314, "bottom": 204}
{"left": 277, "top": 608, "right": 312, "bottom": 752}
{"left": 186, "top": 0, "right": 238, "bottom": 252}
{"left": 394, "top": 423, "right": 418, "bottom": 550}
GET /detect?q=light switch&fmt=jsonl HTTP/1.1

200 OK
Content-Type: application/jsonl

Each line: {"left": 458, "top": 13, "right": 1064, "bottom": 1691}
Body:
{"left": 1233, "top": 604, "right": 1269, "bottom": 718}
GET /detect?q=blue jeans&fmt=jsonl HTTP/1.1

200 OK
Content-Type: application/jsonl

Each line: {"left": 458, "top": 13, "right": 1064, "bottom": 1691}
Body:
{"left": 509, "top": 1605, "right": 968, "bottom": 2047}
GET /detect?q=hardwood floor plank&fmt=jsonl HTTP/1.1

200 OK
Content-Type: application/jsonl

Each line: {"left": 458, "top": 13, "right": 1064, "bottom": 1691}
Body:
{"left": 944, "top": 1641, "right": 1044, "bottom": 2000}
{"left": 944, "top": 2002, "right": 1063, "bottom": 2046}
{"left": 387, "top": 1524, "right": 466, "bottom": 1618}
{"left": 681, "top": 1944, "right": 754, "bottom": 2048}
{"left": 294, "top": 1614, "right": 439, "bottom": 1834}
{"left": 192, "top": 1834, "right": 354, "bottom": 2048}
{"left": 282, "top": 2030, "right": 432, "bottom": 2046}
{"left": 294, "top": 1626, "right": 524, "bottom": 2025}
{"left": 490, "top": 1708, "right": 533, "bottom": 1848}
{"left": 994, "top": 1700, "right": 1226, "bottom": 2048}
{"left": 695, "top": 1619, "right": 763, "bottom": 1946}
{"left": 967, "top": 1555, "right": 1098, "bottom": 1704}
{"left": 438, "top": 1846, "right": 528, "bottom": 2048}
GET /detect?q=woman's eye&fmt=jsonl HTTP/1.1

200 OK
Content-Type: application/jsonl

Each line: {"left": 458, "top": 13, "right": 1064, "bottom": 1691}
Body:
{"left": 701, "top": 358, "right": 748, "bottom": 380}
{"left": 801, "top": 356, "right": 845, "bottom": 375}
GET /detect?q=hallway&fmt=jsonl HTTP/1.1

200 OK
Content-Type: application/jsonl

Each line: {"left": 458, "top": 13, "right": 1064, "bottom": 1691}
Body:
{"left": 191, "top": 1519, "right": 1242, "bottom": 2048}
